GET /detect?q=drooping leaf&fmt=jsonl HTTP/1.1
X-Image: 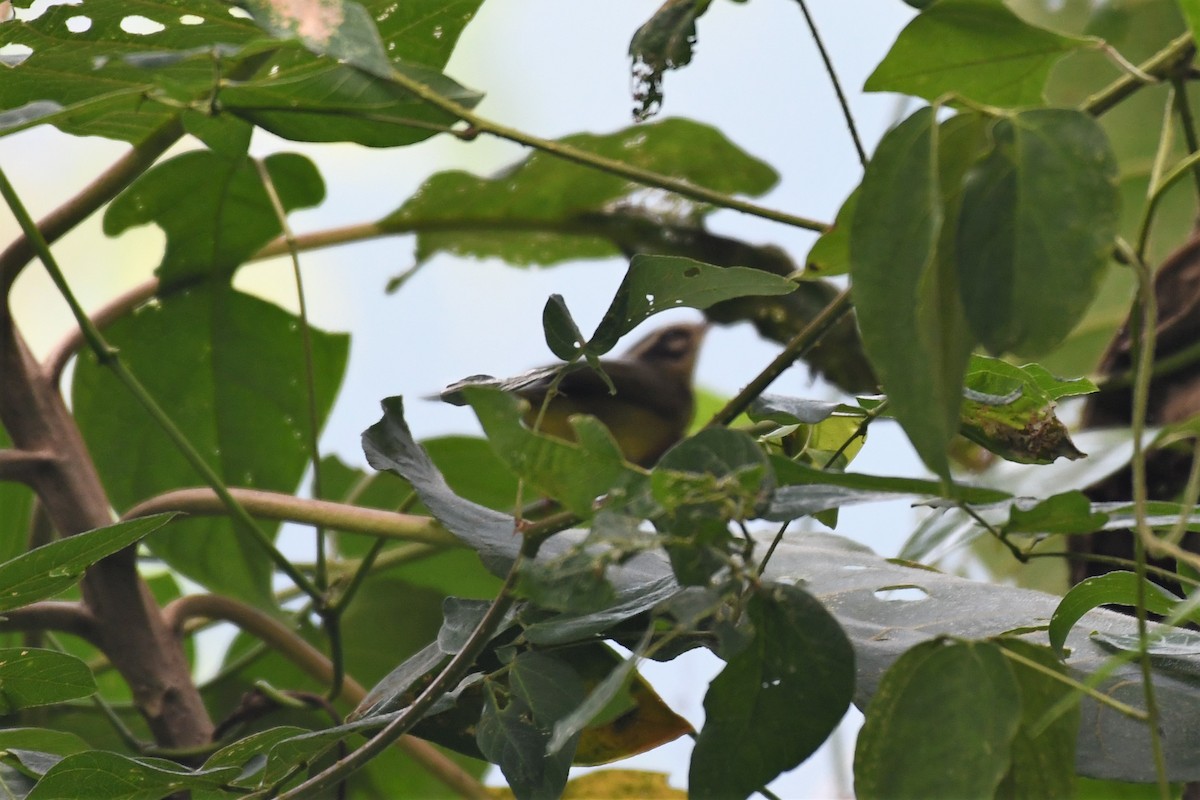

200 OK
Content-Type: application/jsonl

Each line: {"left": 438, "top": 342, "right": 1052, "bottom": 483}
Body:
{"left": 72, "top": 288, "right": 348, "bottom": 604}
{"left": 865, "top": 0, "right": 1089, "bottom": 107}
{"left": 0, "top": 515, "right": 173, "bottom": 612}
{"left": 851, "top": 108, "right": 984, "bottom": 478}
{"left": 477, "top": 680, "right": 576, "bottom": 800}
{"left": 854, "top": 639, "right": 1021, "bottom": 799}
{"left": 1000, "top": 491, "right": 1109, "bottom": 536}
{"left": 690, "top": 581, "right": 854, "bottom": 799}
{"left": 381, "top": 118, "right": 777, "bottom": 266}
{"left": 956, "top": 109, "right": 1120, "bottom": 356}
{"left": 0, "top": 649, "right": 95, "bottom": 713}
{"left": 103, "top": 151, "right": 324, "bottom": 285}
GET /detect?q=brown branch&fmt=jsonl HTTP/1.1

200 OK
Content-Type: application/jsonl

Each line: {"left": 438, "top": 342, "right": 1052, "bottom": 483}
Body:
{"left": 163, "top": 594, "right": 489, "bottom": 800}
{"left": 0, "top": 447, "right": 56, "bottom": 485}
{"left": 0, "top": 600, "right": 101, "bottom": 647}
{"left": 122, "top": 487, "right": 460, "bottom": 547}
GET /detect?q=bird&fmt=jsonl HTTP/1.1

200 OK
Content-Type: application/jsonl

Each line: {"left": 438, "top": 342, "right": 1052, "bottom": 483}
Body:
{"left": 435, "top": 322, "right": 707, "bottom": 467}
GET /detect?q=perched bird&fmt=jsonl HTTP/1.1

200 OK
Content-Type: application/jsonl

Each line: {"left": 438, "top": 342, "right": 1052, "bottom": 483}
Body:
{"left": 436, "top": 322, "right": 707, "bottom": 466}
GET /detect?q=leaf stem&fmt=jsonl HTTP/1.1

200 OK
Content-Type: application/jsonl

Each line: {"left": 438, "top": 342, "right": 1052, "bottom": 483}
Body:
{"left": 1081, "top": 32, "right": 1194, "bottom": 117}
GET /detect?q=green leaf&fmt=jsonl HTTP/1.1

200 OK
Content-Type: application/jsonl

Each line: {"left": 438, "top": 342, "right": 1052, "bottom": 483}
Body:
{"left": 1177, "top": 0, "right": 1200, "bottom": 61}
{"left": 241, "top": 0, "right": 393, "bottom": 78}
{"left": 103, "top": 151, "right": 324, "bottom": 285}
{"left": 1050, "top": 572, "right": 1186, "bottom": 653}
{"left": 804, "top": 187, "right": 856, "bottom": 278}
{"left": 202, "top": 726, "right": 310, "bottom": 788}
{"left": 381, "top": 118, "right": 778, "bottom": 266}
{"left": 690, "top": 582, "right": 854, "bottom": 799}
{"left": 1092, "top": 629, "right": 1200, "bottom": 657}
{"left": 1001, "top": 491, "right": 1109, "bottom": 536}
{"left": 220, "top": 55, "right": 481, "bottom": 147}
{"left": 854, "top": 639, "right": 1021, "bottom": 799}
{"left": 994, "top": 639, "right": 1078, "bottom": 800}
{"left": 0, "top": 424, "right": 34, "bottom": 565}
{"left": 586, "top": 255, "right": 794, "bottom": 355}
{"left": 851, "top": 108, "right": 982, "bottom": 478}
{"left": 477, "top": 681, "right": 575, "bottom": 800}
{"left": 461, "top": 387, "right": 633, "bottom": 517}
{"left": 628, "top": 0, "right": 713, "bottom": 121}
{"left": 26, "top": 751, "right": 240, "bottom": 800}
{"left": 960, "top": 355, "right": 1093, "bottom": 463}
{"left": 957, "top": 109, "right": 1120, "bottom": 356}
{"left": 747, "top": 394, "right": 845, "bottom": 425}
{"left": 0, "top": 649, "right": 95, "bottom": 712}
{"left": 864, "top": 0, "right": 1088, "bottom": 107}
{"left": 0, "top": 1, "right": 263, "bottom": 143}
{"left": 0, "top": 729, "right": 88, "bottom": 759}
{"left": 0, "top": 516, "right": 173, "bottom": 613}
{"left": 72, "top": 288, "right": 348, "bottom": 604}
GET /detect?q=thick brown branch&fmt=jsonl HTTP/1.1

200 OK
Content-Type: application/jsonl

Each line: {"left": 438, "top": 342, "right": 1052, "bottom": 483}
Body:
{"left": 123, "top": 487, "right": 460, "bottom": 547}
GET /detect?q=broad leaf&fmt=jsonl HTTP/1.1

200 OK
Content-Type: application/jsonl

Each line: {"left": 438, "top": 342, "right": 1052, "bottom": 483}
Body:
{"left": 1050, "top": 572, "right": 1186, "bottom": 653}
{"left": 690, "top": 582, "right": 854, "bottom": 799}
{"left": 381, "top": 118, "right": 777, "bottom": 266}
{"left": 628, "top": 0, "right": 714, "bottom": 121}
{"left": 104, "top": 151, "right": 324, "bottom": 285}
{"left": 851, "top": 108, "right": 983, "bottom": 478}
{"left": 72, "top": 288, "right": 348, "bottom": 604}
{"left": 957, "top": 109, "right": 1120, "bottom": 356}
{"left": 865, "top": 0, "right": 1088, "bottom": 107}
{"left": 854, "top": 639, "right": 1021, "bottom": 799}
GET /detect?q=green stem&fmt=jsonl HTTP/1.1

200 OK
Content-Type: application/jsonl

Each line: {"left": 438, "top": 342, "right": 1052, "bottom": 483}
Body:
{"left": 0, "top": 165, "right": 323, "bottom": 602}
{"left": 286, "top": 66, "right": 828, "bottom": 233}
{"left": 1170, "top": 76, "right": 1200, "bottom": 201}
{"left": 1081, "top": 32, "right": 1195, "bottom": 117}
{"left": 254, "top": 158, "right": 330, "bottom": 592}
{"left": 1120, "top": 239, "right": 1171, "bottom": 797}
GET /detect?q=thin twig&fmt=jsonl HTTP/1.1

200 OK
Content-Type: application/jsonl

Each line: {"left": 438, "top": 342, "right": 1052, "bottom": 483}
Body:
{"left": 1081, "top": 32, "right": 1195, "bottom": 117}
{"left": 794, "top": 0, "right": 866, "bottom": 167}
{"left": 0, "top": 600, "right": 100, "bottom": 646}
{"left": 0, "top": 447, "right": 56, "bottom": 485}
{"left": 706, "top": 287, "right": 853, "bottom": 428}
{"left": 44, "top": 278, "right": 159, "bottom": 386}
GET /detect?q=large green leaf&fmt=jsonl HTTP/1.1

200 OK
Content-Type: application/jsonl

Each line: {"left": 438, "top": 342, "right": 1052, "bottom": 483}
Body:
{"left": 0, "top": 424, "right": 34, "bottom": 565}
{"left": 0, "top": 0, "right": 262, "bottom": 143}
{"left": 0, "top": 0, "right": 483, "bottom": 146}
{"left": 865, "top": 0, "right": 1088, "bottom": 107}
{"left": 381, "top": 118, "right": 778, "bottom": 266}
{"left": 690, "top": 582, "right": 854, "bottom": 799}
{"left": 104, "top": 150, "right": 324, "bottom": 285}
{"left": 854, "top": 639, "right": 1021, "bottom": 799}
{"left": 850, "top": 109, "right": 983, "bottom": 478}
{"left": 72, "top": 288, "right": 348, "bottom": 604}
{"left": 956, "top": 109, "right": 1120, "bottom": 356}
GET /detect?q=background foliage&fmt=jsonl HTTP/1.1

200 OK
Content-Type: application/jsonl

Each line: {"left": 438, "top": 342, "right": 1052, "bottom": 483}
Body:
{"left": 4, "top": 0, "right": 1200, "bottom": 797}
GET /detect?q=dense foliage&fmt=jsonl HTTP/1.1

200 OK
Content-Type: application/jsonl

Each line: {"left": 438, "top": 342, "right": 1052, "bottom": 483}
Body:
{"left": 4, "top": 0, "right": 1200, "bottom": 797}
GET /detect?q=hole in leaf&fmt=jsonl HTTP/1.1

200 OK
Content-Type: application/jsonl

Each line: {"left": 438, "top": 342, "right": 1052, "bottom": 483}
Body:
{"left": 684, "top": 267, "right": 700, "bottom": 277}
{"left": 873, "top": 584, "right": 928, "bottom": 603}
{"left": 120, "top": 15, "right": 165, "bottom": 34}
{"left": 842, "top": 564, "right": 867, "bottom": 571}
{"left": 66, "top": 15, "right": 91, "bottom": 32}
{"left": 179, "top": 14, "right": 204, "bottom": 25}
{"left": 0, "top": 44, "right": 33, "bottom": 66}
{"left": 229, "top": 6, "right": 252, "bottom": 19}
